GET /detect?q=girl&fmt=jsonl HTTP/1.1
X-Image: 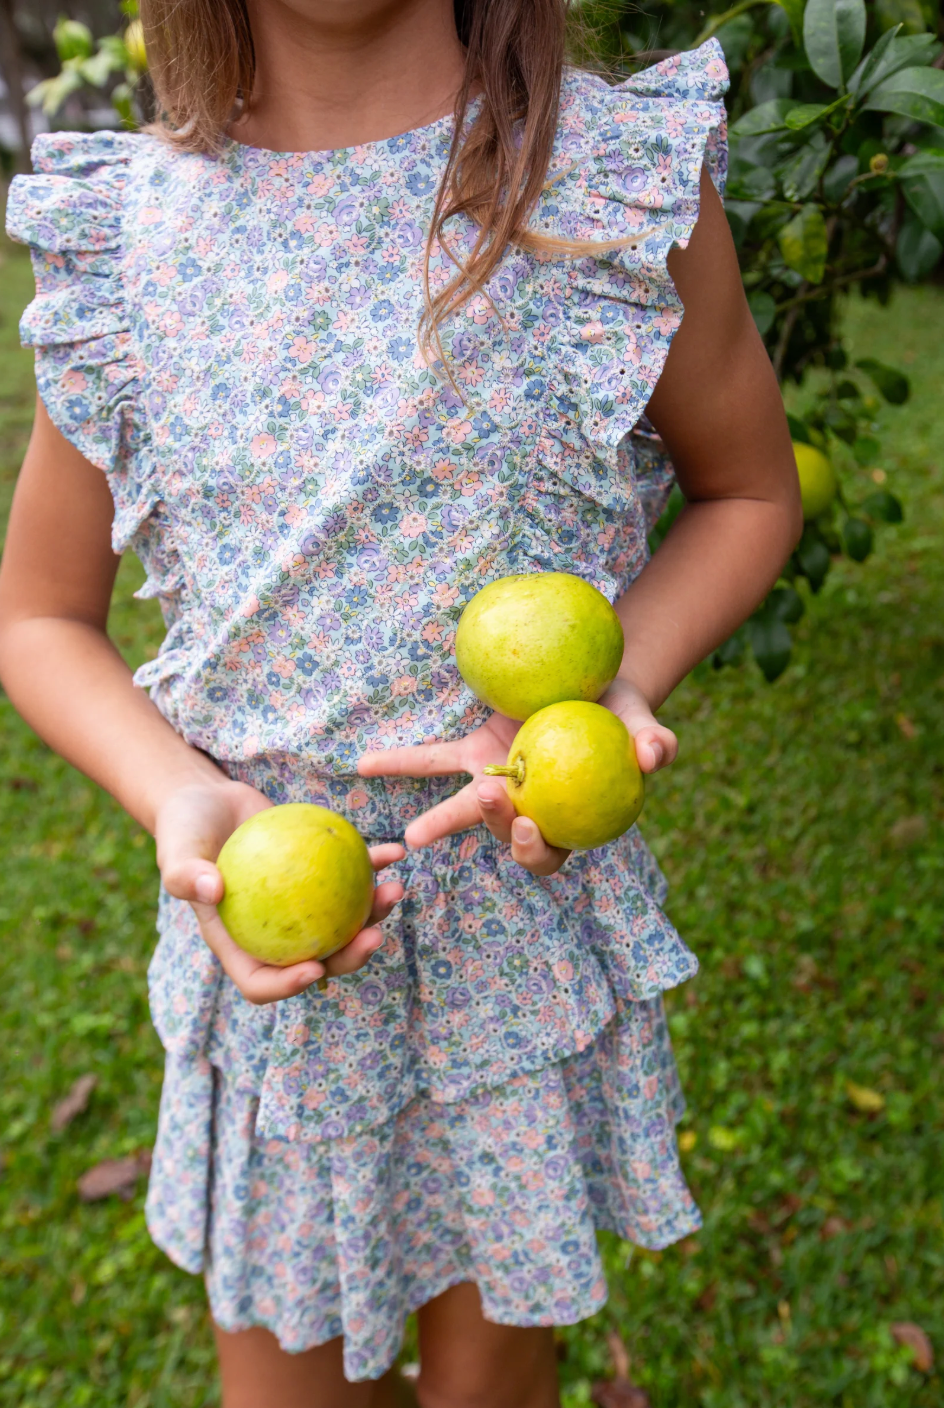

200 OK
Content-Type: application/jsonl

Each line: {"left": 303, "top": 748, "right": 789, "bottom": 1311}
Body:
{"left": 1, "top": 1, "right": 800, "bottom": 1404}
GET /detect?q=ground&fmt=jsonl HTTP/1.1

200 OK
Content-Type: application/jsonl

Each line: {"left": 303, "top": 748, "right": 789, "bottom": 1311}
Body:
{"left": 0, "top": 231, "right": 941, "bottom": 1407}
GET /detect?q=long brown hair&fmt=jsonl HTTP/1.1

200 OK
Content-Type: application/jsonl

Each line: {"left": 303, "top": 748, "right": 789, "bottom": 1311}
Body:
{"left": 141, "top": 1, "right": 616, "bottom": 358}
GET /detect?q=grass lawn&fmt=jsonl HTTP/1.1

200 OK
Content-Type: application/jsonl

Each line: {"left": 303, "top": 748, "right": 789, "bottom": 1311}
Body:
{"left": 0, "top": 228, "right": 942, "bottom": 1408}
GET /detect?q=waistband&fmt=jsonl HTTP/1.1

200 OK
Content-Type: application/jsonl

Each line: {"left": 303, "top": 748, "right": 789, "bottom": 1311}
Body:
{"left": 221, "top": 756, "right": 466, "bottom": 845}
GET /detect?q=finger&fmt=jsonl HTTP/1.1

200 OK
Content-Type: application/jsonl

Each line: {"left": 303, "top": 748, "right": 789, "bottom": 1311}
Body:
{"left": 163, "top": 857, "right": 224, "bottom": 907}
{"left": 403, "top": 779, "right": 483, "bottom": 848}
{"left": 475, "top": 779, "right": 516, "bottom": 844}
{"left": 366, "top": 879, "right": 404, "bottom": 925}
{"left": 510, "top": 816, "right": 570, "bottom": 877}
{"left": 322, "top": 924, "right": 386, "bottom": 976}
{"left": 368, "top": 843, "right": 406, "bottom": 872}
{"left": 194, "top": 904, "right": 326, "bottom": 1004}
{"left": 358, "top": 740, "right": 469, "bottom": 778}
{"left": 633, "top": 724, "right": 679, "bottom": 773}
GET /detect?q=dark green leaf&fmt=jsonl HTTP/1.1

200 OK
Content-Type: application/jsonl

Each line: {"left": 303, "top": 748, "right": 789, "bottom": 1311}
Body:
{"left": 767, "top": 586, "right": 806, "bottom": 624}
{"left": 862, "top": 489, "right": 904, "bottom": 522}
{"left": 825, "top": 345, "right": 848, "bottom": 370}
{"left": 864, "top": 65, "right": 944, "bottom": 129}
{"left": 647, "top": 482, "right": 686, "bottom": 554}
{"left": 855, "top": 357, "right": 910, "bottom": 403}
{"left": 804, "top": 0, "right": 867, "bottom": 89}
{"left": 824, "top": 401, "right": 858, "bottom": 443}
{"left": 714, "top": 631, "right": 746, "bottom": 668}
{"left": 896, "top": 210, "right": 943, "bottom": 280}
{"left": 874, "top": 0, "right": 930, "bottom": 37}
{"left": 779, "top": 204, "right": 829, "bottom": 282}
{"left": 749, "top": 616, "right": 794, "bottom": 682}
{"left": 843, "top": 516, "right": 874, "bottom": 560}
{"left": 787, "top": 413, "right": 813, "bottom": 442}
{"left": 899, "top": 151, "right": 944, "bottom": 240}
{"left": 731, "top": 99, "right": 795, "bottom": 136}
{"left": 796, "top": 532, "right": 832, "bottom": 591}
{"left": 836, "top": 379, "right": 861, "bottom": 400}
{"left": 779, "top": 133, "right": 833, "bottom": 201}
{"left": 850, "top": 29, "right": 941, "bottom": 100}
{"left": 852, "top": 433, "right": 881, "bottom": 464}
{"left": 774, "top": 0, "right": 807, "bottom": 46}
{"left": 784, "top": 97, "right": 848, "bottom": 130}
{"left": 822, "top": 154, "right": 858, "bottom": 202}
{"left": 725, "top": 200, "right": 762, "bottom": 247}
{"left": 748, "top": 290, "right": 777, "bottom": 336}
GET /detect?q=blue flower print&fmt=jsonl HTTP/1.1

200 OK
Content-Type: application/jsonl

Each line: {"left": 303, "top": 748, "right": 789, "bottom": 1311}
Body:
{"left": 372, "top": 503, "right": 398, "bottom": 525}
{"left": 406, "top": 171, "right": 436, "bottom": 196}
{"left": 372, "top": 299, "right": 394, "bottom": 322}
{"left": 389, "top": 336, "right": 412, "bottom": 360}
{"left": 178, "top": 255, "right": 201, "bottom": 282}
{"left": 296, "top": 653, "right": 318, "bottom": 676}
{"left": 345, "top": 584, "right": 371, "bottom": 609}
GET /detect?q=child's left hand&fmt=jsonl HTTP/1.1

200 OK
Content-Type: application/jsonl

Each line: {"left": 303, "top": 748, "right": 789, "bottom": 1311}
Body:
{"left": 357, "top": 680, "right": 676, "bottom": 877}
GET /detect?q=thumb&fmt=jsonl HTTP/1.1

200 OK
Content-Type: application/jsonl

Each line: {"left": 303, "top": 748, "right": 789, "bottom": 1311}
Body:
{"left": 162, "top": 857, "right": 224, "bottom": 907}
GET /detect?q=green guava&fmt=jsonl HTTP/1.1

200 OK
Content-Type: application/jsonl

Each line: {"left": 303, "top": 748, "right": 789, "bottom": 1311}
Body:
{"left": 216, "top": 803, "right": 374, "bottom": 967}
{"left": 484, "top": 700, "right": 644, "bottom": 851}
{"left": 793, "top": 441, "right": 837, "bottom": 520}
{"left": 455, "top": 572, "right": 624, "bottom": 721}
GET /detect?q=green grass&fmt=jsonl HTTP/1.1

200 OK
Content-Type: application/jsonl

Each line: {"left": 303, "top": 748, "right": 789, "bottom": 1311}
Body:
{"left": 1, "top": 231, "right": 942, "bottom": 1407}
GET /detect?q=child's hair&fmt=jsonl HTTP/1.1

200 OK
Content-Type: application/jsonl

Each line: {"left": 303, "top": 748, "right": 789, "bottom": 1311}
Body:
{"left": 141, "top": 0, "right": 622, "bottom": 361}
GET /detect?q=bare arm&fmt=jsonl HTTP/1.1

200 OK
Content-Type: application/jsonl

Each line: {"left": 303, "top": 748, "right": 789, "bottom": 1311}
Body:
{"left": 360, "top": 168, "right": 802, "bottom": 871}
{"left": 0, "top": 400, "right": 403, "bottom": 1001}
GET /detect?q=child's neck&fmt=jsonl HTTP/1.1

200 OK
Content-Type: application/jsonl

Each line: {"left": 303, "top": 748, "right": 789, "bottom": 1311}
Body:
{"left": 234, "top": 0, "right": 467, "bottom": 153}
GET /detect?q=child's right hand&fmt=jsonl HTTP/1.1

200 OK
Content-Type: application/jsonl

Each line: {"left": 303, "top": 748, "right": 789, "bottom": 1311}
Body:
{"left": 155, "top": 780, "right": 405, "bottom": 1004}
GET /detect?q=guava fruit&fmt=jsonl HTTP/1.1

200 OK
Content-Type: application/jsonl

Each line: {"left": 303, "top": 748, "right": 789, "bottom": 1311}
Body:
{"left": 455, "top": 572, "right": 624, "bottom": 721}
{"left": 793, "top": 441, "right": 837, "bottom": 520}
{"left": 484, "top": 700, "right": 644, "bottom": 850}
{"left": 216, "top": 803, "right": 374, "bottom": 967}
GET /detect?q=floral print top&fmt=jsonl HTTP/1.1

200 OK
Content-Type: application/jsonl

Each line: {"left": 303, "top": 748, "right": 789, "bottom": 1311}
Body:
{"left": 8, "top": 41, "right": 728, "bottom": 776}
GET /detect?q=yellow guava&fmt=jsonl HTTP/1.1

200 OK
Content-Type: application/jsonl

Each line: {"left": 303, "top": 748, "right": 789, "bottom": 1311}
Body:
{"left": 484, "top": 700, "right": 644, "bottom": 850}
{"left": 455, "top": 572, "right": 624, "bottom": 721}
{"left": 793, "top": 441, "right": 837, "bottom": 520}
{"left": 216, "top": 803, "right": 374, "bottom": 967}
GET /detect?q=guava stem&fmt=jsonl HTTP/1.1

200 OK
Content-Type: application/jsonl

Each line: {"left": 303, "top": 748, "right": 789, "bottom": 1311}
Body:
{"left": 316, "top": 976, "right": 328, "bottom": 993}
{"left": 483, "top": 758, "right": 526, "bottom": 785}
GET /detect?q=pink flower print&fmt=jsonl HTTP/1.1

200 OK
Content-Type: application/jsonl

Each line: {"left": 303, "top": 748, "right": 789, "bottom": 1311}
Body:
{"left": 458, "top": 363, "right": 485, "bottom": 387}
{"left": 62, "top": 368, "right": 88, "bottom": 393}
{"left": 488, "top": 386, "right": 512, "bottom": 414}
{"left": 471, "top": 1187, "right": 496, "bottom": 1208}
{"left": 459, "top": 913, "right": 480, "bottom": 936}
{"left": 443, "top": 418, "right": 473, "bottom": 447}
{"left": 160, "top": 309, "right": 183, "bottom": 336}
{"left": 653, "top": 312, "right": 678, "bottom": 338}
{"left": 467, "top": 294, "right": 492, "bottom": 325}
{"left": 279, "top": 375, "right": 302, "bottom": 398}
{"left": 643, "top": 1074, "right": 659, "bottom": 1100}
{"left": 242, "top": 735, "right": 260, "bottom": 757}
{"left": 288, "top": 336, "right": 316, "bottom": 365}
{"left": 273, "top": 656, "right": 295, "bottom": 679}
{"left": 552, "top": 959, "right": 574, "bottom": 982}
{"left": 457, "top": 469, "right": 481, "bottom": 497}
{"left": 267, "top": 269, "right": 290, "bottom": 294}
{"left": 286, "top": 1023, "right": 310, "bottom": 1047}
{"left": 430, "top": 459, "right": 454, "bottom": 482}
{"left": 139, "top": 205, "right": 162, "bottom": 225}
{"left": 347, "top": 788, "right": 369, "bottom": 810}
{"left": 332, "top": 309, "right": 357, "bottom": 333}
{"left": 421, "top": 621, "right": 444, "bottom": 645}
{"left": 240, "top": 595, "right": 260, "bottom": 619}
{"left": 580, "top": 319, "right": 605, "bottom": 344}
{"left": 315, "top": 222, "right": 339, "bottom": 247}
{"left": 404, "top": 426, "right": 429, "bottom": 452}
{"left": 306, "top": 173, "right": 332, "bottom": 197}
{"left": 390, "top": 675, "right": 417, "bottom": 698}
{"left": 330, "top": 402, "right": 352, "bottom": 424}
{"left": 154, "top": 262, "right": 177, "bottom": 287}
{"left": 251, "top": 433, "right": 277, "bottom": 458}
{"left": 300, "top": 388, "right": 325, "bottom": 414}
{"left": 432, "top": 582, "right": 459, "bottom": 609}
{"left": 339, "top": 659, "right": 357, "bottom": 678}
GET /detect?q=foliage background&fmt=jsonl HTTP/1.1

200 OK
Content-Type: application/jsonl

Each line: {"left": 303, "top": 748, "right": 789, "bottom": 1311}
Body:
{"left": 0, "top": 1, "right": 943, "bottom": 1403}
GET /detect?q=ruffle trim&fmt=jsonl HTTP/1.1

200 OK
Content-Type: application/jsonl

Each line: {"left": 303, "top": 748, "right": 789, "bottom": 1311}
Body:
{"left": 147, "top": 1002, "right": 700, "bottom": 1380}
{"left": 6, "top": 130, "right": 159, "bottom": 555}
{"left": 538, "top": 40, "right": 729, "bottom": 465}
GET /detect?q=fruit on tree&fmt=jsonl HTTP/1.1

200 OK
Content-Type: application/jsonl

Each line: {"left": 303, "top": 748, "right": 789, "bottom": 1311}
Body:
{"left": 455, "top": 572, "right": 624, "bottom": 721}
{"left": 484, "top": 700, "right": 643, "bottom": 850}
{"left": 216, "top": 803, "right": 374, "bottom": 966}
{"left": 793, "top": 441, "right": 837, "bottom": 520}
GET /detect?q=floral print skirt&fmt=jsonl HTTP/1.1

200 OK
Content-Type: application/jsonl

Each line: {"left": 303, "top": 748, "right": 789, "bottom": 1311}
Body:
{"left": 147, "top": 994, "right": 699, "bottom": 1382}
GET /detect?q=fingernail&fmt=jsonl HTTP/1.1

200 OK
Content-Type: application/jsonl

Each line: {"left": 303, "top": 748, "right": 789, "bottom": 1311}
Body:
{"left": 512, "top": 818, "right": 533, "bottom": 844}
{"left": 650, "top": 741, "right": 664, "bottom": 767}
{"left": 478, "top": 794, "right": 496, "bottom": 809}
{"left": 195, "top": 875, "right": 216, "bottom": 904}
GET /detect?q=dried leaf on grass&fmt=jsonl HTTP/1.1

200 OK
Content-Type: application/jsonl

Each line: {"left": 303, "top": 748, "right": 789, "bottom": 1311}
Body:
{"left": 591, "top": 1333, "right": 651, "bottom": 1408}
{"left": 77, "top": 1149, "right": 151, "bottom": 1202}
{"left": 891, "top": 1322, "right": 934, "bottom": 1373}
{"left": 889, "top": 814, "right": 926, "bottom": 846}
{"left": 820, "top": 1215, "right": 849, "bottom": 1240}
{"left": 846, "top": 1080, "right": 886, "bottom": 1114}
{"left": 51, "top": 1074, "right": 97, "bottom": 1132}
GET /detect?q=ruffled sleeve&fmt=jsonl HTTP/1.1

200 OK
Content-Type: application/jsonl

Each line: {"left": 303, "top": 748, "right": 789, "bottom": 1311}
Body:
{"left": 5, "top": 130, "right": 154, "bottom": 552}
{"left": 538, "top": 40, "right": 729, "bottom": 462}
